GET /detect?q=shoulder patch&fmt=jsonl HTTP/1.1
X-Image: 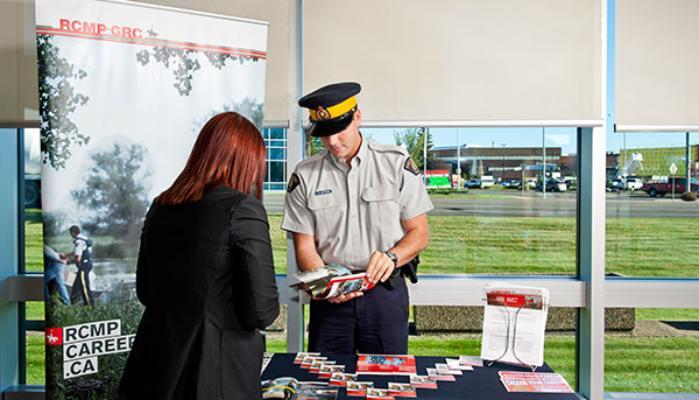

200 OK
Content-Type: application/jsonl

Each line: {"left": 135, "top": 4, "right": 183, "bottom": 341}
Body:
{"left": 404, "top": 157, "right": 420, "bottom": 175}
{"left": 287, "top": 173, "right": 300, "bottom": 193}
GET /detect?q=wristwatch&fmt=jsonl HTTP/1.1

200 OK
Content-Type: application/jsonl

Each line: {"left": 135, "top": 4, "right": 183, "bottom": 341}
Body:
{"left": 384, "top": 251, "right": 398, "bottom": 268}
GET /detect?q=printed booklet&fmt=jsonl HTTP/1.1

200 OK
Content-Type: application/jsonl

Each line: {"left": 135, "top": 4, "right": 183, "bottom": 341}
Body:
{"left": 291, "top": 264, "right": 375, "bottom": 300}
{"left": 356, "top": 354, "right": 417, "bottom": 375}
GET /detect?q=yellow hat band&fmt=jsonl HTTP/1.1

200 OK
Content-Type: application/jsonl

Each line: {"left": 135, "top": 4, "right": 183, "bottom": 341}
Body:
{"left": 309, "top": 96, "right": 357, "bottom": 121}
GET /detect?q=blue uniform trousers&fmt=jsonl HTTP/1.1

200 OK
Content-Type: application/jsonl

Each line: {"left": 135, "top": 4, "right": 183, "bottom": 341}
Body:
{"left": 308, "top": 274, "right": 409, "bottom": 354}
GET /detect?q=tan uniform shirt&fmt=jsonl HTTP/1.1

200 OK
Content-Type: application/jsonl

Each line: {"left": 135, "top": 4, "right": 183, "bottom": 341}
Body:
{"left": 282, "top": 138, "right": 433, "bottom": 271}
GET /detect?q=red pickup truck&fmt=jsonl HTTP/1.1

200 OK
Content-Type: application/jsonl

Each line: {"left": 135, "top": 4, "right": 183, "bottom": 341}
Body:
{"left": 641, "top": 178, "right": 699, "bottom": 197}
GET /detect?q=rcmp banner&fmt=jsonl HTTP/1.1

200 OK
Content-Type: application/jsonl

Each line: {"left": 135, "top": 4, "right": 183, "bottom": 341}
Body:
{"left": 35, "top": 1, "right": 268, "bottom": 397}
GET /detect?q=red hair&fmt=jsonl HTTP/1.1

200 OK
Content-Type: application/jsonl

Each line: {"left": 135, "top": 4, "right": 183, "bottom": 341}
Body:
{"left": 157, "top": 112, "right": 266, "bottom": 205}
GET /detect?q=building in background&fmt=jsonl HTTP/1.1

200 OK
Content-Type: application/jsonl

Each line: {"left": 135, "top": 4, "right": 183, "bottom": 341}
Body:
{"left": 432, "top": 145, "right": 563, "bottom": 181}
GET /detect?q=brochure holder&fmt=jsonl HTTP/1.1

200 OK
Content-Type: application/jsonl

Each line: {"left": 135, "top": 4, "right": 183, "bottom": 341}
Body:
{"left": 480, "top": 284, "right": 550, "bottom": 371}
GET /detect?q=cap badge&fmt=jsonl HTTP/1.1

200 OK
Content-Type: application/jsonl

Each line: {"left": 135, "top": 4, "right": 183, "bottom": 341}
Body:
{"left": 315, "top": 106, "right": 331, "bottom": 121}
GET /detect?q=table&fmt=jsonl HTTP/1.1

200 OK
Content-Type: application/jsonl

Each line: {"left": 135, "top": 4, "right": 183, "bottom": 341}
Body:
{"left": 262, "top": 353, "right": 580, "bottom": 399}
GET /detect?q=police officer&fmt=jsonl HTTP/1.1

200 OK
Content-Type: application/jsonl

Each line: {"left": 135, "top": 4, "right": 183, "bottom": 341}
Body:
{"left": 67, "top": 225, "right": 94, "bottom": 306}
{"left": 282, "top": 82, "right": 433, "bottom": 354}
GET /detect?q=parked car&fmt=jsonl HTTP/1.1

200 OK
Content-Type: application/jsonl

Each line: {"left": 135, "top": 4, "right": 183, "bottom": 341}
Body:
{"left": 502, "top": 179, "right": 522, "bottom": 189}
{"left": 464, "top": 178, "right": 481, "bottom": 189}
{"left": 536, "top": 178, "right": 567, "bottom": 192}
{"left": 624, "top": 176, "right": 643, "bottom": 191}
{"left": 464, "top": 176, "right": 495, "bottom": 189}
{"left": 479, "top": 175, "right": 495, "bottom": 189}
{"left": 642, "top": 178, "right": 699, "bottom": 197}
{"left": 607, "top": 178, "right": 623, "bottom": 192}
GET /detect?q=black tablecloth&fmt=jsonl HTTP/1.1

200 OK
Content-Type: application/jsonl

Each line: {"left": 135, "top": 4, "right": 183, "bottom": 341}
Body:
{"left": 262, "top": 353, "right": 579, "bottom": 400}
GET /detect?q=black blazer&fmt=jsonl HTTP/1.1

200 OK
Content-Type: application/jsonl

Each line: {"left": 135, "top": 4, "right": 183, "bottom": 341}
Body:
{"left": 119, "top": 186, "right": 279, "bottom": 400}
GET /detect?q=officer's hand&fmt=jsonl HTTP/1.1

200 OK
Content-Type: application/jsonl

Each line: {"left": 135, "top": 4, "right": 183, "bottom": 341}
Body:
{"left": 366, "top": 251, "right": 395, "bottom": 284}
{"left": 328, "top": 291, "right": 363, "bottom": 304}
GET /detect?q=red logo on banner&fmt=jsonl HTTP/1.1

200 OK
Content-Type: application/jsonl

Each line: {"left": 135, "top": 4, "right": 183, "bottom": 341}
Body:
{"left": 46, "top": 327, "right": 63, "bottom": 346}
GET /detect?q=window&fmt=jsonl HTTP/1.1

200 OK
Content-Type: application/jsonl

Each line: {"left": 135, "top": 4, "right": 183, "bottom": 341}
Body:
{"left": 363, "top": 126, "right": 579, "bottom": 276}
{"left": 605, "top": 132, "right": 699, "bottom": 278}
{"left": 262, "top": 127, "right": 287, "bottom": 191}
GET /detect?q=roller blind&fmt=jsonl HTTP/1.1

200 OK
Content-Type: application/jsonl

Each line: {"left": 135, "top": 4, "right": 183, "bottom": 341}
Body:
{"left": 0, "top": 0, "right": 289, "bottom": 124}
{"left": 0, "top": 0, "right": 38, "bottom": 124}
{"left": 616, "top": 0, "right": 699, "bottom": 129}
{"left": 302, "top": 0, "right": 602, "bottom": 123}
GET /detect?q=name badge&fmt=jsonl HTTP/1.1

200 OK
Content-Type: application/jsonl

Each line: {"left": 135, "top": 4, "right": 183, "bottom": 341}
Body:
{"left": 314, "top": 189, "right": 332, "bottom": 196}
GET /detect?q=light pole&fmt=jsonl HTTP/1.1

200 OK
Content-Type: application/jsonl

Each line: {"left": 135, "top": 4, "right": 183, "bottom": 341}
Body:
{"left": 542, "top": 127, "right": 547, "bottom": 199}
{"left": 457, "top": 128, "right": 462, "bottom": 191}
{"left": 500, "top": 143, "right": 506, "bottom": 183}
{"left": 686, "top": 132, "right": 691, "bottom": 193}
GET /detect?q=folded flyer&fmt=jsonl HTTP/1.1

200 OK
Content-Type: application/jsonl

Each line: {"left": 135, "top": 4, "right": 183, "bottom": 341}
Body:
{"left": 291, "top": 264, "right": 375, "bottom": 300}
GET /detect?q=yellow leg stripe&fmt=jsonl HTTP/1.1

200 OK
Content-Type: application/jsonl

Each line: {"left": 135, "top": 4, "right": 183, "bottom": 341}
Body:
{"left": 80, "top": 271, "right": 91, "bottom": 306}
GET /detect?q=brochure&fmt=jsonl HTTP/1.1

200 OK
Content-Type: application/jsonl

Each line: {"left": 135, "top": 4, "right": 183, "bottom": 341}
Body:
{"left": 458, "top": 355, "right": 484, "bottom": 367}
{"left": 445, "top": 358, "right": 474, "bottom": 371}
{"left": 409, "top": 375, "right": 438, "bottom": 389}
{"left": 346, "top": 380, "right": 374, "bottom": 396}
{"left": 388, "top": 382, "right": 417, "bottom": 398}
{"left": 499, "top": 371, "right": 573, "bottom": 393}
{"left": 318, "top": 364, "right": 345, "bottom": 379}
{"left": 425, "top": 368, "right": 455, "bottom": 381}
{"left": 366, "top": 388, "right": 395, "bottom": 400}
{"left": 356, "top": 354, "right": 417, "bottom": 375}
{"left": 328, "top": 372, "right": 356, "bottom": 387}
{"left": 294, "top": 352, "right": 321, "bottom": 364}
{"left": 301, "top": 356, "right": 326, "bottom": 369}
{"left": 291, "top": 264, "right": 375, "bottom": 300}
{"left": 435, "top": 363, "right": 462, "bottom": 375}
{"left": 481, "top": 283, "right": 550, "bottom": 367}
{"left": 310, "top": 360, "right": 335, "bottom": 374}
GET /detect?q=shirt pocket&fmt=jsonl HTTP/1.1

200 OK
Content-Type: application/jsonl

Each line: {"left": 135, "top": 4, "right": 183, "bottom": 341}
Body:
{"left": 307, "top": 193, "right": 342, "bottom": 239}
{"left": 361, "top": 186, "right": 402, "bottom": 243}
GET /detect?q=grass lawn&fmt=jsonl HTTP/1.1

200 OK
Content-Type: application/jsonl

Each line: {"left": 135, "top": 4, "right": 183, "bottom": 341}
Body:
{"left": 29, "top": 210, "right": 697, "bottom": 277}
{"left": 269, "top": 214, "right": 699, "bottom": 277}
{"left": 26, "top": 333, "right": 45, "bottom": 385}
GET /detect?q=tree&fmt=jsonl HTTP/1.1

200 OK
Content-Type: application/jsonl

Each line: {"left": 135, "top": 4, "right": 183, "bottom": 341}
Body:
{"left": 71, "top": 143, "right": 151, "bottom": 239}
{"left": 135, "top": 29, "right": 262, "bottom": 97}
{"left": 37, "top": 34, "right": 90, "bottom": 169}
{"left": 307, "top": 135, "right": 325, "bottom": 156}
{"left": 394, "top": 127, "right": 434, "bottom": 170}
{"left": 193, "top": 98, "right": 264, "bottom": 133}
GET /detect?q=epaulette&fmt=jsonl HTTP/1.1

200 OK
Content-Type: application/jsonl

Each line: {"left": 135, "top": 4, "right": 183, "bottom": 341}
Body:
{"left": 367, "top": 141, "right": 408, "bottom": 156}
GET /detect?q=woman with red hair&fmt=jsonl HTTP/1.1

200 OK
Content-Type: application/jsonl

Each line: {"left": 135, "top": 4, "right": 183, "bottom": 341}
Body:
{"left": 120, "top": 112, "right": 279, "bottom": 400}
